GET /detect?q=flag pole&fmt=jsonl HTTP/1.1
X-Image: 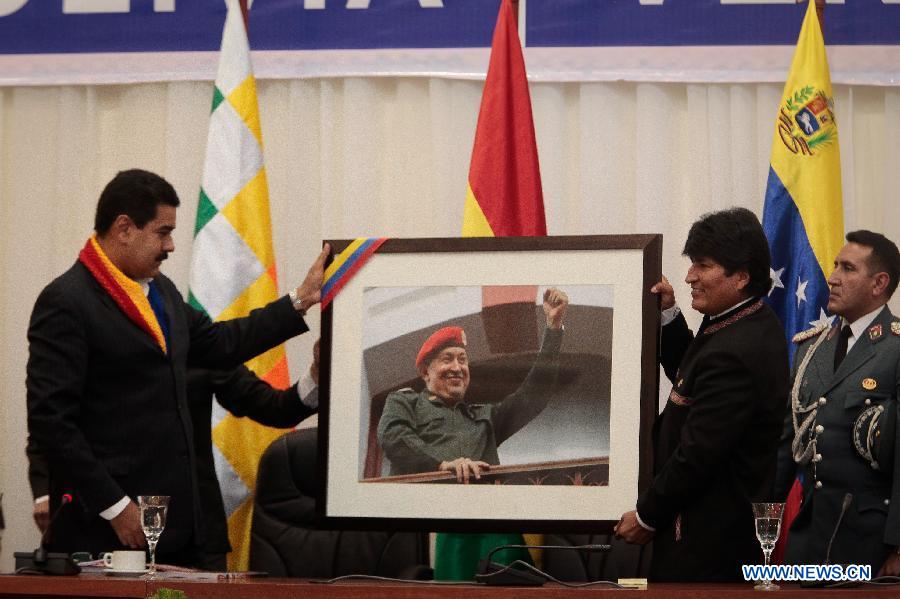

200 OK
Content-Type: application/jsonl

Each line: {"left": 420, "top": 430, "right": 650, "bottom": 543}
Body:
{"left": 800, "top": 0, "right": 825, "bottom": 35}
{"left": 238, "top": 0, "right": 249, "bottom": 31}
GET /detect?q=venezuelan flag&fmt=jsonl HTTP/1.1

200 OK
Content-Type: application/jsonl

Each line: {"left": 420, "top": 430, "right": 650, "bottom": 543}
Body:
{"left": 762, "top": 0, "right": 843, "bottom": 360}
{"left": 761, "top": 0, "right": 843, "bottom": 565}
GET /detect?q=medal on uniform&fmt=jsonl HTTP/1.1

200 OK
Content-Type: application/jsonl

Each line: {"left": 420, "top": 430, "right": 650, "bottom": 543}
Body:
{"left": 862, "top": 378, "right": 877, "bottom": 391}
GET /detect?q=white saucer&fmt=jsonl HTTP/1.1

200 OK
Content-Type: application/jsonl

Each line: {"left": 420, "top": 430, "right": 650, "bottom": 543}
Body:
{"left": 104, "top": 567, "right": 149, "bottom": 577}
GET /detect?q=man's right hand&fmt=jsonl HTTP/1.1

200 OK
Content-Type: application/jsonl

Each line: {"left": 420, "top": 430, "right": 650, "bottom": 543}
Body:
{"left": 439, "top": 457, "right": 491, "bottom": 484}
{"left": 33, "top": 498, "right": 50, "bottom": 533}
{"left": 650, "top": 276, "right": 676, "bottom": 311}
{"left": 110, "top": 501, "right": 147, "bottom": 549}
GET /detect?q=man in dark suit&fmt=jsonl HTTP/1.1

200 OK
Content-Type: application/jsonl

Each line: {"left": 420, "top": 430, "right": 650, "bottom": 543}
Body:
{"left": 777, "top": 231, "right": 900, "bottom": 576}
{"left": 27, "top": 356, "right": 319, "bottom": 570}
{"left": 189, "top": 346, "right": 319, "bottom": 570}
{"left": 26, "top": 169, "right": 328, "bottom": 566}
{"left": 614, "top": 207, "right": 789, "bottom": 582}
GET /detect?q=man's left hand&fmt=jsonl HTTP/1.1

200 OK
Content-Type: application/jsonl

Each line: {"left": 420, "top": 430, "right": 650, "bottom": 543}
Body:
{"left": 543, "top": 288, "right": 569, "bottom": 330}
{"left": 614, "top": 510, "right": 654, "bottom": 545}
{"left": 878, "top": 551, "right": 900, "bottom": 577}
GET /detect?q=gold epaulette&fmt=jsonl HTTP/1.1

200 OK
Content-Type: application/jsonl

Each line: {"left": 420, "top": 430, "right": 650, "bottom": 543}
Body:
{"left": 792, "top": 323, "right": 828, "bottom": 344}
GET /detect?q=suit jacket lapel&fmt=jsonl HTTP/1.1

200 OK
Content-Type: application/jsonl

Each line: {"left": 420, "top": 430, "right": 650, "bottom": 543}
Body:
{"left": 80, "top": 262, "right": 166, "bottom": 355}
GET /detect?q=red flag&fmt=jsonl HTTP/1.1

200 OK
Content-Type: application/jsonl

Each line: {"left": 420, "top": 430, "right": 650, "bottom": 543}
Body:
{"left": 461, "top": 0, "right": 545, "bottom": 237}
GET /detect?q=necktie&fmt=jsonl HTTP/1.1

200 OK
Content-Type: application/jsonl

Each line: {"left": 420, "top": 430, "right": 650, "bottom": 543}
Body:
{"left": 147, "top": 280, "right": 170, "bottom": 351}
{"left": 833, "top": 325, "right": 852, "bottom": 371}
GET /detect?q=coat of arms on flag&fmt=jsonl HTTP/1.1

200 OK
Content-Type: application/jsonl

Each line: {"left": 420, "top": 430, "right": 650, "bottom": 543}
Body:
{"left": 777, "top": 86, "right": 837, "bottom": 156}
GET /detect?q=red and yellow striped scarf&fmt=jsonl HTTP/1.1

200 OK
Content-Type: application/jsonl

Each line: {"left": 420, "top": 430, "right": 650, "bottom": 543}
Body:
{"left": 78, "top": 236, "right": 167, "bottom": 354}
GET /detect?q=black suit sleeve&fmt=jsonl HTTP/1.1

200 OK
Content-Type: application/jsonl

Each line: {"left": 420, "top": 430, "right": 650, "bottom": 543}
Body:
{"left": 210, "top": 365, "right": 315, "bottom": 428}
{"left": 637, "top": 348, "right": 760, "bottom": 529}
{"left": 183, "top": 294, "right": 308, "bottom": 370}
{"left": 774, "top": 343, "right": 805, "bottom": 501}
{"left": 659, "top": 311, "right": 695, "bottom": 384}
{"left": 26, "top": 284, "right": 126, "bottom": 513}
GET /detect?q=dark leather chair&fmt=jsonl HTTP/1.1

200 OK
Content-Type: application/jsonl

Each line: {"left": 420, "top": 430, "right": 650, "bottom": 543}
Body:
{"left": 539, "top": 533, "right": 651, "bottom": 582}
{"left": 249, "top": 427, "right": 431, "bottom": 579}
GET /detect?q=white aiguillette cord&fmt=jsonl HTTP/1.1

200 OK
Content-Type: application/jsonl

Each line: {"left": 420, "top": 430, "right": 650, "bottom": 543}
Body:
{"left": 791, "top": 328, "right": 830, "bottom": 466}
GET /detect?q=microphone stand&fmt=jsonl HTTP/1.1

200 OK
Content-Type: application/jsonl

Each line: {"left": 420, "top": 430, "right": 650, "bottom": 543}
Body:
{"left": 800, "top": 492, "right": 853, "bottom": 588}
{"left": 14, "top": 494, "right": 81, "bottom": 575}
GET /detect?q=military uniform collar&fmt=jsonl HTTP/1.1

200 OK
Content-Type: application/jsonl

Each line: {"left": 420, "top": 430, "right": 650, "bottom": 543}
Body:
{"left": 841, "top": 304, "right": 887, "bottom": 345}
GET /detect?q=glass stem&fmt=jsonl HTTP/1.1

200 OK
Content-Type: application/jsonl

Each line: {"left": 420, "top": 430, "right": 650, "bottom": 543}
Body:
{"left": 149, "top": 540, "right": 158, "bottom": 575}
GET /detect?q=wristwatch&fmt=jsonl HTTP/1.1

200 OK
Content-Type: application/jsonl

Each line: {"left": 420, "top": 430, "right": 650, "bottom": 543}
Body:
{"left": 288, "top": 289, "right": 309, "bottom": 316}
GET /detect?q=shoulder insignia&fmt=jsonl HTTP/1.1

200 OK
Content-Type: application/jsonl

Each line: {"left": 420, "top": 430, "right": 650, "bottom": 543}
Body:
{"left": 869, "top": 323, "right": 883, "bottom": 341}
{"left": 793, "top": 323, "right": 828, "bottom": 344}
{"left": 892, "top": 322, "right": 900, "bottom": 337}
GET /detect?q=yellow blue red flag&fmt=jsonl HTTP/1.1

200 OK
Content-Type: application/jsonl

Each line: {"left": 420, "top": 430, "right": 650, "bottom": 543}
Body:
{"left": 762, "top": 0, "right": 843, "bottom": 564}
{"left": 762, "top": 0, "right": 843, "bottom": 362}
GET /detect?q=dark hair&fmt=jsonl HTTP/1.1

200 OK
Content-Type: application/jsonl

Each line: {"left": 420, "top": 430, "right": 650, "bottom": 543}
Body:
{"left": 682, "top": 207, "right": 772, "bottom": 298}
{"left": 94, "top": 169, "right": 180, "bottom": 235}
{"left": 846, "top": 230, "right": 900, "bottom": 299}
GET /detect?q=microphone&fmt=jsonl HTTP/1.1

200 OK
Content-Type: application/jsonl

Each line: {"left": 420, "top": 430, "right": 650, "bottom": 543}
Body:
{"left": 475, "top": 543, "right": 611, "bottom": 586}
{"left": 14, "top": 493, "right": 81, "bottom": 575}
{"left": 800, "top": 492, "right": 853, "bottom": 589}
{"left": 824, "top": 492, "right": 853, "bottom": 566}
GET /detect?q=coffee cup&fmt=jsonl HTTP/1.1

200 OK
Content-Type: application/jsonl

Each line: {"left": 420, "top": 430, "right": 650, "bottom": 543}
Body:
{"left": 102, "top": 550, "right": 146, "bottom": 572}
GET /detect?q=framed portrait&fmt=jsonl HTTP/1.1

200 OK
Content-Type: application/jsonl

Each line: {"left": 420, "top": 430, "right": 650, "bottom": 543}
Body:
{"left": 318, "top": 235, "right": 661, "bottom": 533}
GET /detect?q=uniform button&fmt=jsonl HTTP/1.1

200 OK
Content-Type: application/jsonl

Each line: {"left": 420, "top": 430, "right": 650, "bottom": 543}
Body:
{"left": 813, "top": 454, "right": 822, "bottom": 462}
{"left": 885, "top": 499, "right": 891, "bottom": 506}
{"left": 865, "top": 398, "right": 872, "bottom": 406}
{"left": 818, "top": 397, "right": 827, "bottom": 406}
{"left": 815, "top": 481, "right": 823, "bottom": 489}
{"left": 815, "top": 425, "right": 824, "bottom": 434}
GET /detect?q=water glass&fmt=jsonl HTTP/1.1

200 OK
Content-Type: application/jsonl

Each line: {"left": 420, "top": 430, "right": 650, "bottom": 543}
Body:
{"left": 137, "top": 495, "right": 169, "bottom": 578}
{"left": 752, "top": 502, "right": 785, "bottom": 591}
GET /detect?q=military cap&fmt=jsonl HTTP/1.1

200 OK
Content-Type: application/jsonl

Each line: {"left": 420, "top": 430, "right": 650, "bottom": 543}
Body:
{"left": 415, "top": 326, "right": 467, "bottom": 370}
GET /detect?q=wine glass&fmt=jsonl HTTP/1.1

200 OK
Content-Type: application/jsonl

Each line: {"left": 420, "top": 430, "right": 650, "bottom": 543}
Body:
{"left": 751, "top": 502, "right": 785, "bottom": 591}
{"left": 137, "top": 495, "right": 169, "bottom": 578}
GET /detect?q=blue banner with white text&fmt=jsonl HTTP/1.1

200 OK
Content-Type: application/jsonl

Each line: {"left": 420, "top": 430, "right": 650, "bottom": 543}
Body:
{"left": 0, "top": 1, "right": 896, "bottom": 86}
{"left": 0, "top": 1, "right": 896, "bottom": 55}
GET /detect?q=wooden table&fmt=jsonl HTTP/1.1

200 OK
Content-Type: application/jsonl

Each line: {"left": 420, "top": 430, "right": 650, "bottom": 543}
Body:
{"left": 0, "top": 574, "right": 892, "bottom": 598}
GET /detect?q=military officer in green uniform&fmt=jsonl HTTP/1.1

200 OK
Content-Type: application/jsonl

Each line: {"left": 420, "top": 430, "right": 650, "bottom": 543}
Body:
{"left": 377, "top": 287, "right": 568, "bottom": 483}
{"left": 777, "top": 230, "right": 900, "bottom": 576}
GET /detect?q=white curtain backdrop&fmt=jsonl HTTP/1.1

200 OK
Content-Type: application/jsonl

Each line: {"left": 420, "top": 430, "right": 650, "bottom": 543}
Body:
{"left": 1, "top": 77, "right": 897, "bottom": 569}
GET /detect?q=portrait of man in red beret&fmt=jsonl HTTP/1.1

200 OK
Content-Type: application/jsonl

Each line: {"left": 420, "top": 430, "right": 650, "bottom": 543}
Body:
{"left": 375, "top": 287, "right": 572, "bottom": 483}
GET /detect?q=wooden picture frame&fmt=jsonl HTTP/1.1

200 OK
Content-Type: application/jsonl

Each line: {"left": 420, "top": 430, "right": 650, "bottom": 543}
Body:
{"left": 317, "top": 235, "right": 661, "bottom": 533}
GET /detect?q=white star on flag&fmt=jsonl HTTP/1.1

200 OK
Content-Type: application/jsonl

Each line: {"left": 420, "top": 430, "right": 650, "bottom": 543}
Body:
{"left": 810, "top": 308, "right": 834, "bottom": 329}
{"left": 769, "top": 266, "right": 785, "bottom": 297}
{"left": 795, "top": 278, "right": 809, "bottom": 308}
